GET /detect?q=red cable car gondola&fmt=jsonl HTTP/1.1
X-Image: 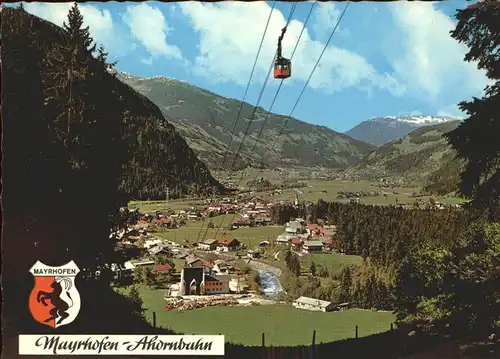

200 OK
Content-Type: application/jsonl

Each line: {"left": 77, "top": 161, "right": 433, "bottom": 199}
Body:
{"left": 274, "top": 27, "right": 291, "bottom": 79}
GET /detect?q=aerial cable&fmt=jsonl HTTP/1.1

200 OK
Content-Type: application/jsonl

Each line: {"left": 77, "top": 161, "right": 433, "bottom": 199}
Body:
{"left": 226, "top": 2, "right": 298, "bottom": 171}
{"left": 194, "top": 2, "right": 277, "bottom": 244}
{"left": 210, "top": 1, "right": 317, "bottom": 243}
{"left": 202, "top": 3, "right": 299, "bottom": 244}
{"left": 205, "top": 3, "right": 298, "bottom": 244}
{"left": 244, "top": 1, "right": 316, "bottom": 191}
{"left": 217, "top": 1, "right": 278, "bottom": 175}
{"left": 247, "top": 1, "right": 351, "bottom": 204}
{"left": 213, "top": 1, "right": 317, "bottom": 242}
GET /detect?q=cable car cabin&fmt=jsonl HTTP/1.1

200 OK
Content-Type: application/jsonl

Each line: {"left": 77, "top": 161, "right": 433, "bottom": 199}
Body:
{"left": 274, "top": 58, "right": 291, "bottom": 79}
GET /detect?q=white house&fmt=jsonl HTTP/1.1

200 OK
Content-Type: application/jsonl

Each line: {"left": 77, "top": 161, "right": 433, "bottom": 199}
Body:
{"left": 302, "top": 240, "right": 324, "bottom": 253}
{"left": 293, "top": 296, "right": 334, "bottom": 312}
{"left": 143, "top": 239, "right": 163, "bottom": 249}
{"left": 285, "top": 220, "right": 303, "bottom": 234}
{"left": 212, "top": 260, "right": 229, "bottom": 274}
{"left": 229, "top": 277, "right": 248, "bottom": 293}
{"left": 198, "top": 238, "right": 218, "bottom": 251}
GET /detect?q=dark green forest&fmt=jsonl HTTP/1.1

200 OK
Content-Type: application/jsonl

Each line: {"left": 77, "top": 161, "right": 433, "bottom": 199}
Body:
{"left": 2, "top": 3, "right": 221, "bottom": 350}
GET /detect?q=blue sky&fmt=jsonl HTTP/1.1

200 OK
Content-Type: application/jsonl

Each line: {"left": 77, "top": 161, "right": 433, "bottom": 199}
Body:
{"left": 17, "top": 1, "right": 491, "bottom": 132}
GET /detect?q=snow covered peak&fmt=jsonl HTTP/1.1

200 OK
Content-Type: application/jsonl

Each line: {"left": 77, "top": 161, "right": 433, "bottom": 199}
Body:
{"left": 115, "top": 70, "right": 187, "bottom": 84}
{"left": 150, "top": 75, "right": 186, "bottom": 83}
{"left": 370, "top": 115, "right": 458, "bottom": 127}
{"left": 116, "top": 70, "right": 141, "bottom": 80}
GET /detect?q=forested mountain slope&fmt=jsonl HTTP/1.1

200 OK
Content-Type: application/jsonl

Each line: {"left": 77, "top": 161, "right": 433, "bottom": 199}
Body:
{"left": 2, "top": 7, "right": 222, "bottom": 200}
{"left": 117, "top": 71, "right": 375, "bottom": 170}
{"left": 346, "top": 121, "right": 462, "bottom": 184}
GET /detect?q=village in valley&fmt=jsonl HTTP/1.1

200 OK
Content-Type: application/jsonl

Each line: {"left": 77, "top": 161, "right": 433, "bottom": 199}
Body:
{"left": 98, "top": 173, "right": 465, "bottom": 345}
{"left": 109, "top": 192, "right": 349, "bottom": 315}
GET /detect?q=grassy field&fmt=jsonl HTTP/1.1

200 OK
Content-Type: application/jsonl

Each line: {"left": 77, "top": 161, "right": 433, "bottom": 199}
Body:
{"left": 119, "top": 285, "right": 396, "bottom": 346}
{"left": 129, "top": 198, "right": 206, "bottom": 213}
{"left": 128, "top": 179, "right": 465, "bottom": 213}
{"left": 258, "top": 179, "right": 464, "bottom": 206}
{"left": 300, "top": 253, "right": 363, "bottom": 268}
{"left": 153, "top": 214, "right": 283, "bottom": 249}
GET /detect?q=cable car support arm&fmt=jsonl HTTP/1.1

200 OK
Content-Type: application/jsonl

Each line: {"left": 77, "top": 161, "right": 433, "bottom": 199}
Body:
{"left": 277, "top": 27, "right": 287, "bottom": 59}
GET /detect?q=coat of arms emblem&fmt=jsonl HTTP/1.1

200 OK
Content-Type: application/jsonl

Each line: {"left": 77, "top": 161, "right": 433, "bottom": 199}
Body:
{"left": 29, "top": 260, "right": 81, "bottom": 328}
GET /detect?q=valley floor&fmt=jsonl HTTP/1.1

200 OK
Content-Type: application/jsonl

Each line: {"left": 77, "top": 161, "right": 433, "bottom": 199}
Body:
{"left": 130, "top": 179, "right": 465, "bottom": 214}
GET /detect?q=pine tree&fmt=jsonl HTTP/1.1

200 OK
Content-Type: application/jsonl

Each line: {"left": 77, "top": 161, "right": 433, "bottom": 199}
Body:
{"left": 96, "top": 44, "right": 108, "bottom": 64}
{"left": 128, "top": 285, "right": 144, "bottom": 315}
{"left": 366, "top": 273, "right": 378, "bottom": 308}
{"left": 309, "top": 261, "right": 317, "bottom": 276}
{"left": 133, "top": 266, "right": 146, "bottom": 284}
{"left": 63, "top": 2, "right": 96, "bottom": 53}
{"left": 145, "top": 267, "right": 156, "bottom": 287}
{"left": 43, "top": 2, "right": 97, "bottom": 142}
{"left": 96, "top": 44, "right": 118, "bottom": 73}
{"left": 446, "top": 1, "right": 500, "bottom": 220}
{"left": 284, "top": 248, "right": 292, "bottom": 269}
{"left": 291, "top": 254, "right": 301, "bottom": 277}
{"left": 339, "top": 266, "right": 352, "bottom": 302}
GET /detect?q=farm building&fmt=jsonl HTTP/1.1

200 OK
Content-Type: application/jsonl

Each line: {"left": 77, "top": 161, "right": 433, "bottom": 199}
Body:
{"left": 285, "top": 220, "right": 303, "bottom": 234}
{"left": 198, "top": 238, "right": 218, "bottom": 251}
{"left": 232, "top": 218, "right": 252, "bottom": 228}
{"left": 213, "top": 260, "right": 229, "bottom": 274}
{"left": 216, "top": 238, "right": 241, "bottom": 252}
{"left": 302, "top": 240, "right": 324, "bottom": 253}
{"left": 293, "top": 296, "right": 334, "bottom": 312}
{"left": 148, "top": 244, "right": 171, "bottom": 256}
{"left": 153, "top": 263, "right": 172, "bottom": 275}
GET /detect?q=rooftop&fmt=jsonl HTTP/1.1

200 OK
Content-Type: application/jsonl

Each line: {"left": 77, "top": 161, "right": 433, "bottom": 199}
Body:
{"left": 154, "top": 264, "right": 172, "bottom": 272}
{"left": 303, "top": 240, "right": 324, "bottom": 247}
{"left": 218, "top": 238, "right": 239, "bottom": 246}
{"left": 294, "top": 296, "right": 332, "bottom": 308}
{"left": 202, "top": 239, "right": 217, "bottom": 245}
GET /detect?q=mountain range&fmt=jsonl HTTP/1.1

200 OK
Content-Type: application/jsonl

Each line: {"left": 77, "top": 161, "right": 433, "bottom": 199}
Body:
{"left": 345, "top": 115, "right": 460, "bottom": 146}
{"left": 116, "top": 71, "right": 376, "bottom": 170}
{"left": 8, "top": 1, "right": 461, "bottom": 197}
{"left": 346, "top": 120, "right": 462, "bottom": 184}
{"left": 116, "top": 71, "right": 462, "bottom": 174}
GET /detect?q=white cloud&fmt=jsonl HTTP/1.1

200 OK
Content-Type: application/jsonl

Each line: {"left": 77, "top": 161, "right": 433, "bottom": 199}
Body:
{"left": 314, "top": 3, "right": 340, "bottom": 32}
{"left": 312, "top": 3, "right": 349, "bottom": 39}
{"left": 122, "top": 4, "right": 182, "bottom": 62}
{"left": 389, "top": 1, "right": 491, "bottom": 103}
{"left": 22, "top": 2, "right": 133, "bottom": 57}
{"left": 179, "top": 2, "right": 403, "bottom": 96}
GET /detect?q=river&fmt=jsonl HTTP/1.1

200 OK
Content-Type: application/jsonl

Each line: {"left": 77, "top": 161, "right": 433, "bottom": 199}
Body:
{"left": 207, "top": 253, "right": 284, "bottom": 298}
{"left": 244, "top": 259, "right": 283, "bottom": 298}
{"left": 257, "top": 269, "right": 283, "bottom": 298}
